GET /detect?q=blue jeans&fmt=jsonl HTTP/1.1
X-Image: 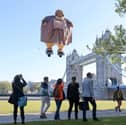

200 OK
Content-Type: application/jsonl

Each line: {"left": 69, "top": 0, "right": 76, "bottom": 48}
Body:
{"left": 54, "top": 99, "right": 62, "bottom": 120}
{"left": 83, "top": 97, "right": 96, "bottom": 120}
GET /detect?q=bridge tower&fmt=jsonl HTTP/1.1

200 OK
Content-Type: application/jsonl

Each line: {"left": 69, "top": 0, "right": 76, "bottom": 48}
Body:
{"left": 66, "top": 50, "right": 83, "bottom": 88}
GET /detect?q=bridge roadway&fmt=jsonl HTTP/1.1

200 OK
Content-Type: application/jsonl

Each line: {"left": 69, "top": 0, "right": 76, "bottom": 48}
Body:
{"left": 0, "top": 110, "right": 126, "bottom": 124}
{"left": 70, "top": 53, "right": 97, "bottom": 66}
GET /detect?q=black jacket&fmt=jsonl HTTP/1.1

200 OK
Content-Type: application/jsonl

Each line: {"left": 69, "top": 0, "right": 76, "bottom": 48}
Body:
{"left": 67, "top": 82, "right": 79, "bottom": 101}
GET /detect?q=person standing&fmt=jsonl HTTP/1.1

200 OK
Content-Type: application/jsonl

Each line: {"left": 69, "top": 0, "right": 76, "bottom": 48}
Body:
{"left": 53, "top": 78, "right": 64, "bottom": 120}
{"left": 113, "top": 86, "right": 123, "bottom": 112}
{"left": 82, "top": 72, "right": 99, "bottom": 121}
{"left": 40, "top": 76, "right": 50, "bottom": 118}
{"left": 8, "top": 74, "right": 27, "bottom": 124}
{"left": 67, "top": 76, "right": 79, "bottom": 120}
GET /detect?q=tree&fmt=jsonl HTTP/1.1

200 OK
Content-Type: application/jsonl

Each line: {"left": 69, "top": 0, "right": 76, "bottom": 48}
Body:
{"left": 88, "top": 1, "right": 126, "bottom": 76}
{"left": 0, "top": 81, "right": 11, "bottom": 94}
{"left": 91, "top": 25, "right": 126, "bottom": 64}
{"left": 115, "top": 0, "right": 126, "bottom": 16}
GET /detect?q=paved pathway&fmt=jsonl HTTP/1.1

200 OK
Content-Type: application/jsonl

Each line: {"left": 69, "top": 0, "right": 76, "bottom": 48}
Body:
{"left": 0, "top": 110, "right": 126, "bottom": 124}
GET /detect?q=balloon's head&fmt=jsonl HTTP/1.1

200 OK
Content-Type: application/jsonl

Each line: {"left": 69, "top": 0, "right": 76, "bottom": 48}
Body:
{"left": 55, "top": 9, "right": 64, "bottom": 17}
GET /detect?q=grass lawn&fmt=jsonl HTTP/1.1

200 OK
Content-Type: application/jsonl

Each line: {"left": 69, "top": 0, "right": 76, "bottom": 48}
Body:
{"left": 1, "top": 100, "right": 126, "bottom": 114}
{"left": 1, "top": 100, "right": 126, "bottom": 125}
{"left": 1, "top": 116, "right": 126, "bottom": 125}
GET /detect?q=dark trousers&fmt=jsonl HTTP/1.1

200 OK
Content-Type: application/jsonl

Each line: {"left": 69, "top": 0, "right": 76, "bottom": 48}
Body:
{"left": 68, "top": 99, "right": 79, "bottom": 119}
{"left": 13, "top": 104, "right": 25, "bottom": 122}
{"left": 54, "top": 99, "right": 62, "bottom": 120}
{"left": 83, "top": 97, "right": 96, "bottom": 120}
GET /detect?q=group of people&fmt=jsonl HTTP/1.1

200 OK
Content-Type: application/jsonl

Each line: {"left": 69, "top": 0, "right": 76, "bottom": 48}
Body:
{"left": 8, "top": 72, "right": 124, "bottom": 124}
{"left": 40, "top": 77, "right": 64, "bottom": 120}
{"left": 39, "top": 72, "right": 99, "bottom": 121}
{"left": 8, "top": 73, "right": 98, "bottom": 124}
{"left": 67, "top": 73, "right": 98, "bottom": 121}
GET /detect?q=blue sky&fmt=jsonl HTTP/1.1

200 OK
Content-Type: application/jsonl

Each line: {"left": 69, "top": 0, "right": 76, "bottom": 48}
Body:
{"left": 0, "top": 0, "right": 126, "bottom": 82}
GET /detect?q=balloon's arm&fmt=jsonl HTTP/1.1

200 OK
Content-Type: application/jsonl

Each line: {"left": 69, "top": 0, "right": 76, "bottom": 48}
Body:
{"left": 66, "top": 18, "right": 73, "bottom": 28}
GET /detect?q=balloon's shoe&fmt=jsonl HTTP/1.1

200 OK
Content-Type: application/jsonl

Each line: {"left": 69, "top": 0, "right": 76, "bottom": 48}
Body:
{"left": 58, "top": 51, "right": 64, "bottom": 57}
{"left": 46, "top": 49, "right": 53, "bottom": 57}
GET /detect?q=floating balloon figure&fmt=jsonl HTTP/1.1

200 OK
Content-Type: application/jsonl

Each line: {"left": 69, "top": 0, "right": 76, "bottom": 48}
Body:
{"left": 40, "top": 9, "right": 73, "bottom": 57}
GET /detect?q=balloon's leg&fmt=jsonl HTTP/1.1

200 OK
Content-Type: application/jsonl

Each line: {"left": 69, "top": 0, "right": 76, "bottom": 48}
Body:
{"left": 57, "top": 44, "right": 64, "bottom": 57}
{"left": 46, "top": 49, "right": 53, "bottom": 57}
{"left": 46, "top": 43, "right": 54, "bottom": 57}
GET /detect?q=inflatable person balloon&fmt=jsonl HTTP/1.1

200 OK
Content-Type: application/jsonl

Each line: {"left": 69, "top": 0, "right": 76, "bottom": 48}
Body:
{"left": 40, "top": 9, "right": 73, "bottom": 57}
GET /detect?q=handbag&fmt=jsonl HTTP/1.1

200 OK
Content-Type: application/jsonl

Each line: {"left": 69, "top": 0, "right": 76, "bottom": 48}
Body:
{"left": 79, "top": 101, "right": 89, "bottom": 110}
{"left": 8, "top": 94, "right": 16, "bottom": 104}
{"left": 18, "top": 96, "right": 27, "bottom": 107}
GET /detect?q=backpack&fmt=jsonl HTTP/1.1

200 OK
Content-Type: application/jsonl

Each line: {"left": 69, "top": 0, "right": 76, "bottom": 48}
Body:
{"left": 53, "top": 87, "right": 60, "bottom": 98}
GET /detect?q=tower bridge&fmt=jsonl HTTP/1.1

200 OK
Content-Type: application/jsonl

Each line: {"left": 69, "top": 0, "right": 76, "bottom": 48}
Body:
{"left": 65, "top": 30, "right": 125, "bottom": 99}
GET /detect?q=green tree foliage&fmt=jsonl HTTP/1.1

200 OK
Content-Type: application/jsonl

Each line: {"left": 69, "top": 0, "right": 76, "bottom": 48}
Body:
{"left": 0, "top": 81, "right": 11, "bottom": 94}
{"left": 92, "top": 25, "right": 126, "bottom": 64}
{"left": 115, "top": 0, "right": 126, "bottom": 16}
